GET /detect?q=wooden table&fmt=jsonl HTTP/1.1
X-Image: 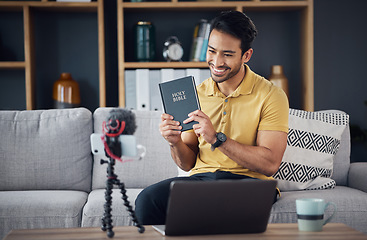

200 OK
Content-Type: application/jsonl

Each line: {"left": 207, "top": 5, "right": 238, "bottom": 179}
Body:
{"left": 3, "top": 223, "right": 367, "bottom": 240}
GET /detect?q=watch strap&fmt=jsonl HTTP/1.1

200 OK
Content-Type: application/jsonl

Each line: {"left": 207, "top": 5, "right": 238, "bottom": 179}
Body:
{"left": 211, "top": 132, "right": 226, "bottom": 151}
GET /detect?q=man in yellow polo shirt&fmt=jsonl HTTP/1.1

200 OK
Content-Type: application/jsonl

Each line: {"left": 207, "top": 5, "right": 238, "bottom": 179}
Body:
{"left": 135, "top": 10, "right": 289, "bottom": 225}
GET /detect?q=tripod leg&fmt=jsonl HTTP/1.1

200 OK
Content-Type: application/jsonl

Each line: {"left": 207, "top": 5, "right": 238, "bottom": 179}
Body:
{"left": 101, "top": 177, "right": 115, "bottom": 238}
{"left": 117, "top": 181, "right": 145, "bottom": 233}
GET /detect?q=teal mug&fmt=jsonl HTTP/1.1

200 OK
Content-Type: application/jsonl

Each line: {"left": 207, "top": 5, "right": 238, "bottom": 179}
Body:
{"left": 296, "top": 198, "right": 337, "bottom": 231}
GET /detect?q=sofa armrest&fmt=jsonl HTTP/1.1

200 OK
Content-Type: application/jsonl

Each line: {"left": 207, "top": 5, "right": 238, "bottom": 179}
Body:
{"left": 348, "top": 162, "right": 367, "bottom": 193}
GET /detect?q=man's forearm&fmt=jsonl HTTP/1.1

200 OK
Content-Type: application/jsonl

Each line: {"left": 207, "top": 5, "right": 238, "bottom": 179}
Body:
{"left": 217, "top": 131, "right": 287, "bottom": 177}
{"left": 218, "top": 139, "right": 278, "bottom": 176}
{"left": 170, "top": 140, "right": 197, "bottom": 172}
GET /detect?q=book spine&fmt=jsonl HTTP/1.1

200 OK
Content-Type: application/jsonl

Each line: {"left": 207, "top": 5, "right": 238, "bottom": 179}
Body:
{"left": 190, "top": 76, "right": 201, "bottom": 111}
{"left": 158, "top": 83, "right": 167, "bottom": 113}
{"left": 199, "top": 23, "right": 211, "bottom": 62}
{"left": 189, "top": 24, "right": 199, "bottom": 61}
{"left": 190, "top": 19, "right": 208, "bottom": 62}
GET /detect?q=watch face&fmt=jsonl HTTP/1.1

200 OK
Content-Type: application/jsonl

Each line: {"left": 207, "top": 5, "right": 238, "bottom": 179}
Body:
{"left": 167, "top": 43, "right": 183, "bottom": 61}
{"left": 217, "top": 132, "right": 227, "bottom": 142}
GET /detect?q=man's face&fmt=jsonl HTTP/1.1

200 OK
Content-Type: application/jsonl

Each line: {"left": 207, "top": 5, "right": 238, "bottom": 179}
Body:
{"left": 206, "top": 29, "right": 248, "bottom": 84}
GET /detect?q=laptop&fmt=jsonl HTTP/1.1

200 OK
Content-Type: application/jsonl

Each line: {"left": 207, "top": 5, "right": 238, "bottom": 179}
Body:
{"left": 153, "top": 179, "right": 277, "bottom": 236}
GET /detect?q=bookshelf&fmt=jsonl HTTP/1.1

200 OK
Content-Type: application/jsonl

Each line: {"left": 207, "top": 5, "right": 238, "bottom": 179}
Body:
{"left": 117, "top": 0, "right": 314, "bottom": 111}
{"left": 0, "top": 0, "right": 106, "bottom": 110}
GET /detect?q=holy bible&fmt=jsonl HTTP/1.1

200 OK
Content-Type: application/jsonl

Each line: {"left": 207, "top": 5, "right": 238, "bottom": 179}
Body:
{"left": 159, "top": 76, "right": 201, "bottom": 131}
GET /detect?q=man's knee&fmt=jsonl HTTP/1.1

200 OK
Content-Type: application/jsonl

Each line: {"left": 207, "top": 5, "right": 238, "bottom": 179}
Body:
{"left": 134, "top": 180, "right": 171, "bottom": 225}
{"left": 134, "top": 177, "right": 193, "bottom": 225}
{"left": 135, "top": 187, "right": 154, "bottom": 211}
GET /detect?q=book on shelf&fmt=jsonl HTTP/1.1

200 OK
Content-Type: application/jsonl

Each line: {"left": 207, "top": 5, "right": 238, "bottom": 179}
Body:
{"left": 199, "top": 22, "right": 211, "bottom": 62}
{"left": 159, "top": 76, "right": 201, "bottom": 131}
{"left": 189, "top": 19, "right": 210, "bottom": 62}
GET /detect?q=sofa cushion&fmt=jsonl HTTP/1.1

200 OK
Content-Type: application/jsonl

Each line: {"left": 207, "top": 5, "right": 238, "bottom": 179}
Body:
{"left": 270, "top": 186, "right": 367, "bottom": 234}
{"left": 273, "top": 109, "right": 349, "bottom": 191}
{"left": 91, "top": 108, "right": 178, "bottom": 189}
{"left": 330, "top": 111, "right": 351, "bottom": 186}
{"left": 0, "top": 108, "right": 93, "bottom": 191}
{"left": 348, "top": 162, "right": 367, "bottom": 193}
{"left": 0, "top": 190, "right": 88, "bottom": 239}
{"left": 82, "top": 188, "right": 142, "bottom": 227}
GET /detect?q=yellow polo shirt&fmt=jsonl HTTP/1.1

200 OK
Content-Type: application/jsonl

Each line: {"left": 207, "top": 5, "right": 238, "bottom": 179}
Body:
{"left": 189, "top": 65, "right": 289, "bottom": 180}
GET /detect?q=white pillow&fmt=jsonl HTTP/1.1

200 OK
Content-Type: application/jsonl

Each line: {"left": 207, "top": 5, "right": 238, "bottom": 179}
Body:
{"left": 273, "top": 109, "right": 349, "bottom": 191}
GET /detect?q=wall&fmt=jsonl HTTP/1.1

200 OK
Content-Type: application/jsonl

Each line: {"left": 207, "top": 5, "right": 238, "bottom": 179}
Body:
{"left": 315, "top": 0, "right": 367, "bottom": 129}
{"left": 34, "top": 11, "right": 100, "bottom": 110}
{"left": 314, "top": 0, "right": 367, "bottom": 162}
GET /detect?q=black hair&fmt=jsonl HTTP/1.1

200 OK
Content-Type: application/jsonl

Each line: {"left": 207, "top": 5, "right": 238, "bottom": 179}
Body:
{"left": 210, "top": 11, "right": 258, "bottom": 55}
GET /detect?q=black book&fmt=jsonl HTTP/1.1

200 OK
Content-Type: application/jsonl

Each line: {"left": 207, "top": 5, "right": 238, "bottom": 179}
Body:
{"left": 159, "top": 76, "right": 201, "bottom": 131}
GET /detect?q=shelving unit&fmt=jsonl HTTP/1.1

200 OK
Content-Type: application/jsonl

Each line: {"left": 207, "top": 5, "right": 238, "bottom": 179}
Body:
{"left": 117, "top": 0, "right": 314, "bottom": 111}
{"left": 0, "top": 0, "right": 106, "bottom": 110}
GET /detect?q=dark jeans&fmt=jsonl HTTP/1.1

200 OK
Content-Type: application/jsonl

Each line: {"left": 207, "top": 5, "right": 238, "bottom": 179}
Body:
{"left": 134, "top": 171, "right": 278, "bottom": 225}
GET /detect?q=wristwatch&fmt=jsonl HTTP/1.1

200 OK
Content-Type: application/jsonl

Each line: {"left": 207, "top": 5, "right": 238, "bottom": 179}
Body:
{"left": 211, "top": 132, "right": 227, "bottom": 151}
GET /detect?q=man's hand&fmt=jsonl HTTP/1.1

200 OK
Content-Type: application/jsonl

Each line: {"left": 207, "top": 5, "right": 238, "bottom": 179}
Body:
{"left": 183, "top": 110, "right": 217, "bottom": 145}
{"left": 159, "top": 113, "right": 183, "bottom": 145}
{"left": 160, "top": 113, "right": 199, "bottom": 171}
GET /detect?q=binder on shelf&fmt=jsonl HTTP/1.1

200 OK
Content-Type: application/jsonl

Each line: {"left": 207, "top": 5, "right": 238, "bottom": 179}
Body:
{"left": 136, "top": 69, "right": 150, "bottom": 111}
{"left": 125, "top": 70, "right": 136, "bottom": 110}
{"left": 161, "top": 68, "right": 175, "bottom": 83}
{"left": 200, "top": 68, "right": 211, "bottom": 82}
{"left": 186, "top": 68, "right": 201, "bottom": 86}
{"left": 174, "top": 69, "right": 186, "bottom": 79}
{"left": 150, "top": 69, "right": 163, "bottom": 111}
{"left": 56, "top": 0, "right": 91, "bottom": 2}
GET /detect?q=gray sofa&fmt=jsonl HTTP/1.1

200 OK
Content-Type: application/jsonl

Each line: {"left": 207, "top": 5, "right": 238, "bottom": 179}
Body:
{"left": 0, "top": 107, "right": 366, "bottom": 239}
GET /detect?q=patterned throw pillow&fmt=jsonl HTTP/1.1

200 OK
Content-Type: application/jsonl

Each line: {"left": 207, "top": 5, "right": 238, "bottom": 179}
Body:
{"left": 273, "top": 109, "right": 349, "bottom": 191}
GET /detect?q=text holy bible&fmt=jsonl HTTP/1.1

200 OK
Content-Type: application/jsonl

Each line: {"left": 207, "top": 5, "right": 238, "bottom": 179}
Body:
{"left": 159, "top": 76, "right": 201, "bottom": 131}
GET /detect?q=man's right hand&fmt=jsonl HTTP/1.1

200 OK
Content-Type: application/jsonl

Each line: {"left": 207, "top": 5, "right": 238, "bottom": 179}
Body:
{"left": 159, "top": 113, "right": 183, "bottom": 146}
{"left": 160, "top": 113, "right": 199, "bottom": 171}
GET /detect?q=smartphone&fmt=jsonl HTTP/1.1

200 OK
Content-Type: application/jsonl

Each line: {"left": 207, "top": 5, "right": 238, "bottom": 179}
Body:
{"left": 90, "top": 133, "right": 137, "bottom": 157}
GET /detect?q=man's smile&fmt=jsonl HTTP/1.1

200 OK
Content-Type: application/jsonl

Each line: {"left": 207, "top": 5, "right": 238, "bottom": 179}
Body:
{"left": 210, "top": 64, "right": 230, "bottom": 76}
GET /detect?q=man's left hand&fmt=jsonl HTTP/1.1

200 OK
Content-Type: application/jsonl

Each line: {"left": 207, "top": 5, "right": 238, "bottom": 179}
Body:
{"left": 183, "top": 110, "right": 217, "bottom": 145}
